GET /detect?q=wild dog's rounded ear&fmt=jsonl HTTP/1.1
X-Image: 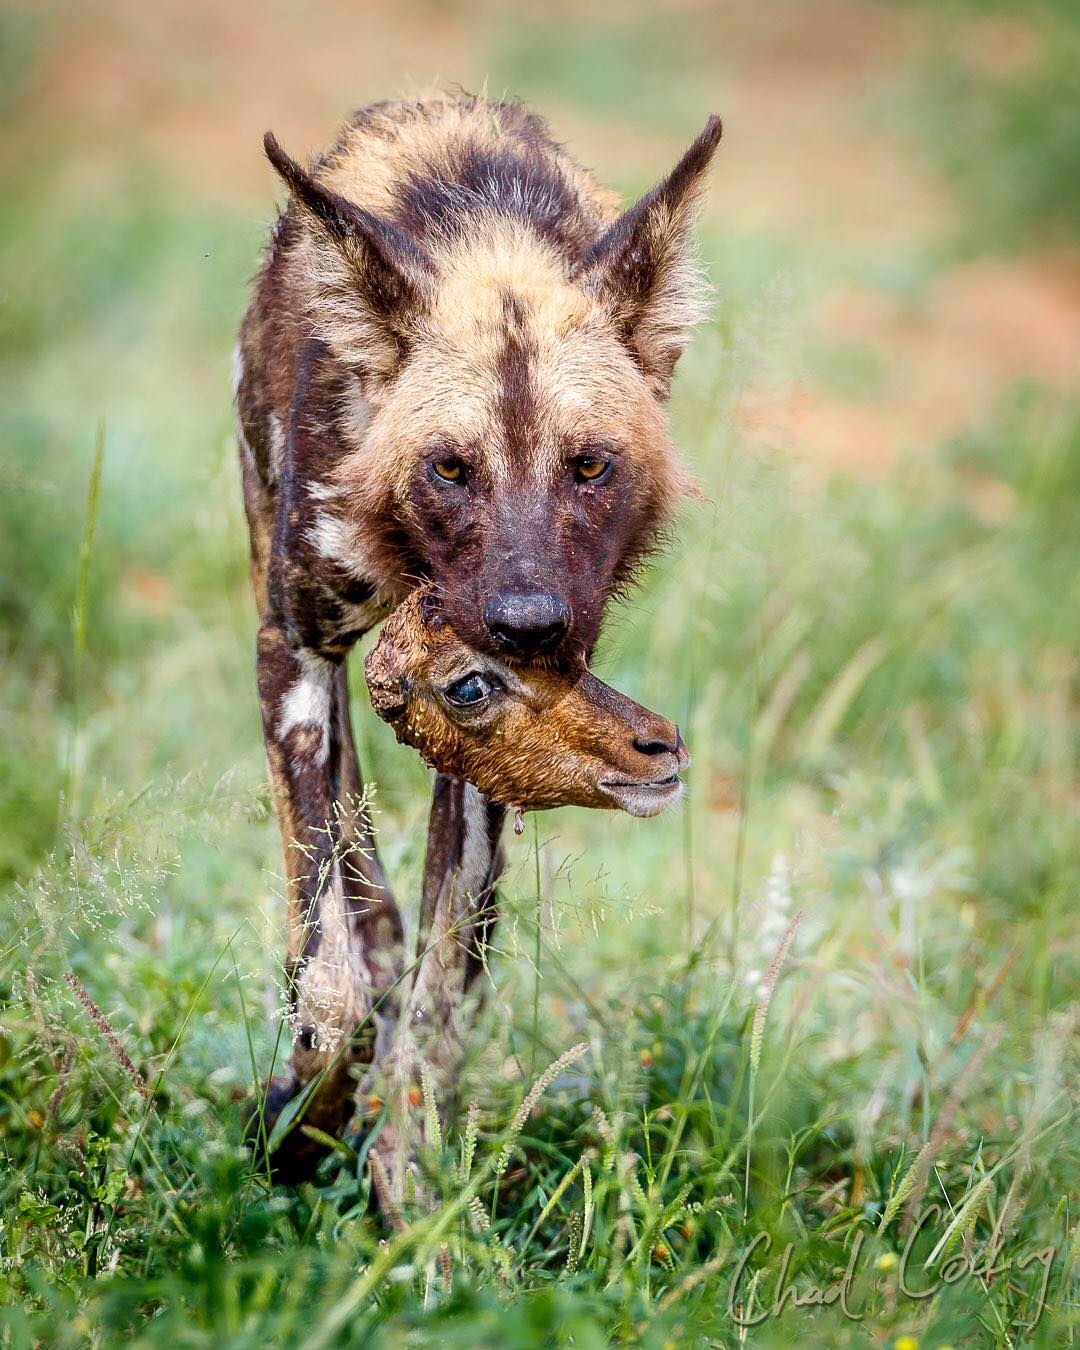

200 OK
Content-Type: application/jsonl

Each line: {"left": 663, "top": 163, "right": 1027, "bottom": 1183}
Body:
{"left": 263, "top": 131, "right": 435, "bottom": 385}
{"left": 572, "top": 116, "right": 722, "bottom": 398}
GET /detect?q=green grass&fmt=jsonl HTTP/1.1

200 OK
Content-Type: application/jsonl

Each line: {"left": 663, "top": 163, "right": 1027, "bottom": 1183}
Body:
{"left": 2, "top": 4, "right": 1078, "bottom": 1344}
{"left": 894, "top": 0, "right": 1080, "bottom": 250}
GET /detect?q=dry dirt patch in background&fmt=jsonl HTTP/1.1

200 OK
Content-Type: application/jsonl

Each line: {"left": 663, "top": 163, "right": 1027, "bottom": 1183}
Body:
{"left": 19, "top": 0, "right": 1080, "bottom": 476}
{"left": 770, "top": 258, "right": 1080, "bottom": 476}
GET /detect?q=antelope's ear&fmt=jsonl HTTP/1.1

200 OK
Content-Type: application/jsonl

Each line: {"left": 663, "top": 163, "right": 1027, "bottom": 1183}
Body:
{"left": 573, "top": 116, "right": 721, "bottom": 397}
{"left": 364, "top": 641, "right": 410, "bottom": 722}
{"left": 264, "top": 131, "right": 434, "bottom": 385}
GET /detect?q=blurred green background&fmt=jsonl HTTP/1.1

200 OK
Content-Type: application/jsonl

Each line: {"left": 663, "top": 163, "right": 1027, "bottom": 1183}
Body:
{"left": 1, "top": 0, "right": 1077, "bottom": 1344}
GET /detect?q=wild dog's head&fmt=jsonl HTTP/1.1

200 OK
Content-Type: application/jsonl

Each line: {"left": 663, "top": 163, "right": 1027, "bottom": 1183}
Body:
{"left": 265, "top": 112, "right": 721, "bottom": 663}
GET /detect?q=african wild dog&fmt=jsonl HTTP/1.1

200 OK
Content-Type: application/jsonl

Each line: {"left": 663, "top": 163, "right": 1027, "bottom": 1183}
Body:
{"left": 235, "top": 93, "right": 721, "bottom": 1175}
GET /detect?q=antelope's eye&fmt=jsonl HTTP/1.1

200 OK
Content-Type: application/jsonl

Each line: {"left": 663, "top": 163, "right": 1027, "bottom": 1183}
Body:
{"left": 432, "top": 457, "right": 467, "bottom": 484}
{"left": 444, "top": 671, "right": 501, "bottom": 707}
{"left": 573, "top": 455, "right": 611, "bottom": 483}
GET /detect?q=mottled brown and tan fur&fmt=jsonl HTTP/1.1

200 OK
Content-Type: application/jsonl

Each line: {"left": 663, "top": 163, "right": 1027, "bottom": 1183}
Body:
{"left": 235, "top": 92, "right": 720, "bottom": 1181}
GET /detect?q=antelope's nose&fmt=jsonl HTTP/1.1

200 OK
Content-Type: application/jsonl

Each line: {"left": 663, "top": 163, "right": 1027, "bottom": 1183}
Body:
{"left": 484, "top": 590, "right": 571, "bottom": 659}
{"left": 633, "top": 725, "right": 691, "bottom": 769}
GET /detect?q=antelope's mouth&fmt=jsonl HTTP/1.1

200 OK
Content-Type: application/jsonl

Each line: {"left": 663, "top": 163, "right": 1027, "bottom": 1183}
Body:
{"left": 599, "top": 773, "right": 684, "bottom": 817}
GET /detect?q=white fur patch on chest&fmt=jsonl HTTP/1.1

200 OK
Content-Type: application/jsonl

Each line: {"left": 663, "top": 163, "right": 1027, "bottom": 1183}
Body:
{"left": 306, "top": 506, "right": 382, "bottom": 583}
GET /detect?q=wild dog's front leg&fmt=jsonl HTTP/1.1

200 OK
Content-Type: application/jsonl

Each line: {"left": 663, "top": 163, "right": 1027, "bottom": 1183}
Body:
{"left": 367, "top": 774, "right": 505, "bottom": 1198}
{"left": 257, "top": 622, "right": 403, "bottom": 1145}
{"left": 406, "top": 774, "right": 506, "bottom": 1092}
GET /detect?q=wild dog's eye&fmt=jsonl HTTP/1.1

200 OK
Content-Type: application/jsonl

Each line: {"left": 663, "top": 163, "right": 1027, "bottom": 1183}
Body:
{"left": 444, "top": 671, "right": 501, "bottom": 707}
{"left": 573, "top": 455, "right": 612, "bottom": 484}
{"left": 432, "top": 457, "right": 467, "bottom": 484}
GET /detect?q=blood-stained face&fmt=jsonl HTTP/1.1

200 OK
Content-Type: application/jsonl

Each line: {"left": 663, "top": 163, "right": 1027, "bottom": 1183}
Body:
{"left": 378, "top": 279, "right": 685, "bottom": 663}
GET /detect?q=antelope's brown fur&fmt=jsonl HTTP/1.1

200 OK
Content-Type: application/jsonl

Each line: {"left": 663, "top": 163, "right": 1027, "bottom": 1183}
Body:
{"left": 365, "top": 587, "right": 689, "bottom": 814}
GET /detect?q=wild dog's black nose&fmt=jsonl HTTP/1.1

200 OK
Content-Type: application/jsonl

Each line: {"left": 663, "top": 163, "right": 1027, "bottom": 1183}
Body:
{"left": 484, "top": 591, "right": 571, "bottom": 658}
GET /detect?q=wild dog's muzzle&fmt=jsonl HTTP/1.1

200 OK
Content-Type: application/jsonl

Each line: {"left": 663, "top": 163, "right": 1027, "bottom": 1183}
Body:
{"left": 483, "top": 590, "right": 573, "bottom": 659}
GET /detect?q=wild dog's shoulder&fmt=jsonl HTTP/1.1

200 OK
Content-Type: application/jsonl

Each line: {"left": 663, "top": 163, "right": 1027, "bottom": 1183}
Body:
{"left": 235, "top": 202, "right": 308, "bottom": 487}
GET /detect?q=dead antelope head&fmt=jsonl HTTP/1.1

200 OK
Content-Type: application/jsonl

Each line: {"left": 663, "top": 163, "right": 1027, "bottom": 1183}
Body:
{"left": 365, "top": 589, "right": 689, "bottom": 816}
